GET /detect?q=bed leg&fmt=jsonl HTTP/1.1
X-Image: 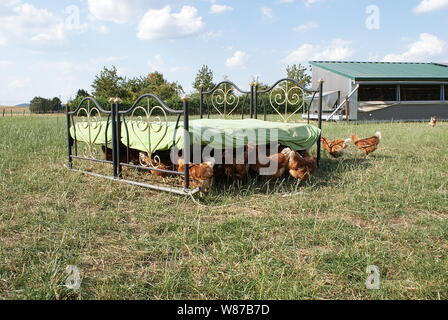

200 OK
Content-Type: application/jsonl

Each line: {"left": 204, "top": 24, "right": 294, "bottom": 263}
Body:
{"left": 111, "top": 102, "right": 119, "bottom": 178}
{"left": 183, "top": 96, "right": 190, "bottom": 190}
{"left": 317, "top": 80, "right": 324, "bottom": 168}
{"left": 116, "top": 109, "right": 123, "bottom": 178}
{"left": 66, "top": 105, "right": 73, "bottom": 169}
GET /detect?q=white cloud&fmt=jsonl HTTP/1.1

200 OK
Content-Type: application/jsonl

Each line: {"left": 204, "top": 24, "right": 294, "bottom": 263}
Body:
{"left": 0, "top": 3, "right": 67, "bottom": 45}
{"left": 284, "top": 39, "right": 354, "bottom": 63}
{"left": 9, "top": 78, "right": 30, "bottom": 89}
{"left": 0, "top": 60, "right": 14, "bottom": 68}
{"left": 137, "top": 6, "right": 205, "bottom": 40}
{"left": 0, "top": 0, "right": 20, "bottom": 12}
{"left": 226, "top": 51, "right": 250, "bottom": 69}
{"left": 210, "top": 4, "right": 234, "bottom": 14}
{"left": 0, "top": 35, "right": 7, "bottom": 45}
{"left": 87, "top": 0, "right": 143, "bottom": 24}
{"left": 261, "top": 7, "right": 273, "bottom": 19}
{"left": 293, "top": 21, "right": 319, "bottom": 32}
{"left": 305, "top": 0, "right": 322, "bottom": 5}
{"left": 414, "top": 0, "right": 448, "bottom": 13}
{"left": 383, "top": 33, "right": 445, "bottom": 62}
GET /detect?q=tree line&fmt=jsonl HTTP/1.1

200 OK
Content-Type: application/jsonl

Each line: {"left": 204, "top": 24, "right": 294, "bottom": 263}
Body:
{"left": 29, "top": 64, "right": 311, "bottom": 114}
{"left": 29, "top": 97, "right": 63, "bottom": 114}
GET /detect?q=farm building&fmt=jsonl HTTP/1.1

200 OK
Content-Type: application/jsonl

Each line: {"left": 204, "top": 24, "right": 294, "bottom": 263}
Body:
{"left": 308, "top": 61, "right": 448, "bottom": 121}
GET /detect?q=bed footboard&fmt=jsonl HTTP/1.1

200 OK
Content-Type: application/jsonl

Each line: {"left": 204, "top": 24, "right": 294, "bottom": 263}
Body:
{"left": 66, "top": 94, "right": 199, "bottom": 196}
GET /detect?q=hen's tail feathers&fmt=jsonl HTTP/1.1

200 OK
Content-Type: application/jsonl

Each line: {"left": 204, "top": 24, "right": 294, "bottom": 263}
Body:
{"left": 203, "top": 157, "right": 216, "bottom": 167}
{"left": 139, "top": 152, "right": 149, "bottom": 165}
{"left": 375, "top": 131, "right": 382, "bottom": 141}
{"left": 344, "top": 138, "right": 352, "bottom": 145}
{"left": 281, "top": 147, "right": 293, "bottom": 158}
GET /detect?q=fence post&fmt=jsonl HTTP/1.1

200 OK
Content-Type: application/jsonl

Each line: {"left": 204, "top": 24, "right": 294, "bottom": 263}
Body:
{"left": 316, "top": 79, "right": 324, "bottom": 168}
{"left": 2, "top": 109, "right": 4, "bottom": 117}
{"left": 111, "top": 101, "right": 118, "bottom": 178}
{"left": 307, "top": 98, "right": 311, "bottom": 124}
{"left": 345, "top": 97, "right": 350, "bottom": 122}
{"left": 116, "top": 100, "right": 122, "bottom": 178}
{"left": 249, "top": 82, "right": 254, "bottom": 119}
{"left": 66, "top": 104, "right": 73, "bottom": 169}
{"left": 199, "top": 87, "right": 203, "bottom": 119}
{"left": 254, "top": 82, "right": 259, "bottom": 120}
{"left": 183, "top": 95, "right": 190, "bottom": 190}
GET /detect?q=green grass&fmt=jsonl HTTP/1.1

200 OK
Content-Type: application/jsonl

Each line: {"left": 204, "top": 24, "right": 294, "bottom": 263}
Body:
{"left": 0, "top": 116, "right": 447, "bottom": 300}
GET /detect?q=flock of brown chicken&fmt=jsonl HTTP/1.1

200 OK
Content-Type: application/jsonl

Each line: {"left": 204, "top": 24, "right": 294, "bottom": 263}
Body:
{"left": 174, "top": 144, "right": 319, "bottom": 191}
{"left": 321, "top": 131, "right": 382, "bottom": 158}
{"left": 102, "top": 131, "right": 384, "bottom": 191}
{"left": 100, "top": 116, "right": 444, "bottom": 192}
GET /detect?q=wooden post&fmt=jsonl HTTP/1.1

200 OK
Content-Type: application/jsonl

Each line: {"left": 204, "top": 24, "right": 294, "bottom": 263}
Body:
{"left": 316, "top": 79, "right": 324, "bottom": 168}
{"left": 2, "top": 109, "right": 5, "bottom": 117}
{"left": 345, "top": 97, "right": 350, "bottom": 122}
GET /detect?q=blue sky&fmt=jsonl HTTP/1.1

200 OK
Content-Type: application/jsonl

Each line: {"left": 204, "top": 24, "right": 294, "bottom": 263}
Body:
{"left": 0, "top": 0, "right": 447, "bottom": 105}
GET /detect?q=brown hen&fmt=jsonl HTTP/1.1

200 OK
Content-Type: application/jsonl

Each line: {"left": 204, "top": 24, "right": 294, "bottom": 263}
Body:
{"left": 222, "top": 148, "right": 249, "bottom": 181}
{"left": 288, "top": 151, "right": 318, "bottom": 182}
{"left": 429, "top": 116, "right": 437, "bottom": 127}
{"left": 248, "top": 143, "right": 291, "bottom": 179}
{"left": 350, "top": 132, "right": 382, "bottom": 155}
{"left": 177, "top": 158, "right": 215, "bottom": 191}
{"left": 321, "top": 137, "right": 351, "bottom": 158}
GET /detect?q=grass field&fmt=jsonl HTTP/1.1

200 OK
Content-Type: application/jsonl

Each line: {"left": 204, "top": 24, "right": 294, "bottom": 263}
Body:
{"left": 0, "top": 106, "right": 29, "bottom": 114}
{"left": 0, "top": 116, "right": 447, "bottom": 300}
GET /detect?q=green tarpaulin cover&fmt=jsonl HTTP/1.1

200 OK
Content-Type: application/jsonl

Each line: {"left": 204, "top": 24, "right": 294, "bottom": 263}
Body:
{"left": 70, "top": 119, "right": 321, "bottom": 152}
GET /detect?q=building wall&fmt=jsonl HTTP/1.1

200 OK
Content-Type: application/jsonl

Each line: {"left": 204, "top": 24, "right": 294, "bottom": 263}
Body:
{"left": 312, "top": 66, "right": 351, "bottom": 97}
{"left": 358, "top": 103, "right": 448, "bottom": 121}
{"left": 312, "top": 66, "right": 358, "bottom": 119}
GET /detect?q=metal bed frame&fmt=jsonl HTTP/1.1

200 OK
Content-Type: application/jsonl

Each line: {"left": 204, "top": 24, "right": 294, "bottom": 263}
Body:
{"left": 65, "top": 78, "right": 324, "bottom": 196}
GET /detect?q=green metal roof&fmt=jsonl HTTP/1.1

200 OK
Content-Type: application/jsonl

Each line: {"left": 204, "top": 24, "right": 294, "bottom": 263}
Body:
{"left": 309, "top": 61, "right": 448, "bottom": 81}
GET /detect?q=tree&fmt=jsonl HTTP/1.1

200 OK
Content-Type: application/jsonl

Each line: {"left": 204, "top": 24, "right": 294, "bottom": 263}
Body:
{"left": 30, "top": 97, "right": 46, "bottom": 113}
{"left": 91, "top": 66, "right": 126, "bottom": 100}
{"left": 286, "top": 64, "right": 312, "bottom": 88}
{"left": 30, "top": 97, "right": 62, "bottom": 113}
{"left": 122, "top": 77, "right": 145, "bottom": 101}
{"left": 76, "top": 89, "right": 90, "bottom": 99}
{"left": 193, "top": 65, "right": 215, "bottom": 92}
{"left": 51, "top": 97, "right": 62, "bottom": 111}
{"left": 139, "top": 72, "right": 183, "bottom": 101}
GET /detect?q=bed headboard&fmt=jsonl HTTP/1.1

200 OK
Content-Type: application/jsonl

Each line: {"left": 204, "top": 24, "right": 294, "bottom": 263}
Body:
{"left": 255, "top": 78, "right": 318, "bottom": 123}
{"left": 200, "top": 81, "right": 251, "bottom": 119}
{"left": 200, "top": 78, "right": 320, "bottom": 123}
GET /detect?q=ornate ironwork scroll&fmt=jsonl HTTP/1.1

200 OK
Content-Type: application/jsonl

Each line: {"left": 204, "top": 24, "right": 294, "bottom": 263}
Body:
{"left": 210, "top": 83, "right": 240, "bottom": 118}
{"left": 203, "top": 81, "right": 250, "bottom": 119}
{"left": 267, "top": 80, "right": 306, "bottom": 122}
{"left": 72, "top": 99, "right": 109, "bottom": 159}
{"left": 123, "top": 97, "right": 169, "bottom": 169}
